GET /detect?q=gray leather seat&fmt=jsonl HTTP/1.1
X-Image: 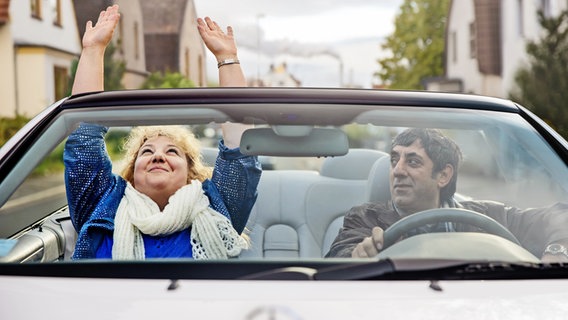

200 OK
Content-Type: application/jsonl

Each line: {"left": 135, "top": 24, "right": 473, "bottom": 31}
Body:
{"left": 365, "top": 155, "right": 392, "bottom": 203}
{"left": 239, "top": 149, "right": 388, "bottom": 259}
{"left": 320, "top": 149, "right": 388, "bottom": 180}
{"left": 200, "top": 147, "right": 219, "bottom": 167}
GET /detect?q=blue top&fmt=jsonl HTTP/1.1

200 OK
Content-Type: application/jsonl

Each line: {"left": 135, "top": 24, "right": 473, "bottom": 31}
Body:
{"left": 64, "top": 123, "right": 262, "bottom": 259}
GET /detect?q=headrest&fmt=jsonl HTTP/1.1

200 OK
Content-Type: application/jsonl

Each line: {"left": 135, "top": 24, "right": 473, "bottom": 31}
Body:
{"left": 320, "top": 149, "right": 388, "bottom": 180}
{"left": 200, "top": 147, "right": 218, "bottom": 167}
{"left": 365, "top": 156, "right": 391, "bottom": 203}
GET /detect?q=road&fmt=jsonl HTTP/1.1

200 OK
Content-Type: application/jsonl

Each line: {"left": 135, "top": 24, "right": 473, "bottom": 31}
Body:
{"left": 0, "top": 173, "right": 66, "bottom": 237}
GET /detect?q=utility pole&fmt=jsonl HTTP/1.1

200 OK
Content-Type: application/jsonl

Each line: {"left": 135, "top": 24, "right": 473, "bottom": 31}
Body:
{"left": 256, "top": 13, "right": 265, "bottom": 85}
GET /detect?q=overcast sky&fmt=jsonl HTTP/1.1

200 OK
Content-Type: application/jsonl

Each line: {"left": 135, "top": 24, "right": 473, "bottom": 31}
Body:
{"left": 193, "top": 1, "right": 403, "bottom": 88}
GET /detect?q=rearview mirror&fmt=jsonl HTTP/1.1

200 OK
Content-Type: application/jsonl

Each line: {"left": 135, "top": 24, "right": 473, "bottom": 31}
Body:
{"left": 240, "top": 126, "right": 349, "bottom": 157}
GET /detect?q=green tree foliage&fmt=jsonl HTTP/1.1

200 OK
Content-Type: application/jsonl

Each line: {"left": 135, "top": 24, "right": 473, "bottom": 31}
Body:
{"left": 375, "top": 0, "right": 450, "bottom": 89}
{"left": 0, "top": 116, "right": 30, "bottom": 146}
{"left": 103, "top": 42, "right": 126, "bottom": 91}
{"left": 509, "top": 10, "right": 568, "bottom": 138}
{"left": 66, "top": 59, "right": 78, "bottom": 96}
{"left": 140, "top": 71, "right": 195, "bottom": 89}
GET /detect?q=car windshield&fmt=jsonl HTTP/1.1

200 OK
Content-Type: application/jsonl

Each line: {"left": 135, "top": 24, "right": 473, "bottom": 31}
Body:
{"left": 1, "top": 95, "right": 567, "bottom": 266}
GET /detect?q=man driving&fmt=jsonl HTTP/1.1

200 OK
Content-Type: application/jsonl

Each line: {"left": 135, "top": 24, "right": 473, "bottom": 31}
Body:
{"left": 325, "top": 128, "right": 568, "bottom": 262}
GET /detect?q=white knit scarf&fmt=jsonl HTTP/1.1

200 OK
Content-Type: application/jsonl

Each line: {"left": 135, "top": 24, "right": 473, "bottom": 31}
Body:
{"left": 112, "top": 180, "right": 248, "bottom": 260}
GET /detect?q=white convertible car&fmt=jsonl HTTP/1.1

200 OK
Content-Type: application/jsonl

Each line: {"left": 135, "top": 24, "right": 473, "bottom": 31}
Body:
{"left": 1, "top": 88, "right": 568, "bottom": 319}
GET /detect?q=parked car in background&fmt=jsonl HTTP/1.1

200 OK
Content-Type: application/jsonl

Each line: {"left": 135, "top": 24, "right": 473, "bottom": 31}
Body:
{"left": 1, "top": 87, "right": 568, "bottom": 319}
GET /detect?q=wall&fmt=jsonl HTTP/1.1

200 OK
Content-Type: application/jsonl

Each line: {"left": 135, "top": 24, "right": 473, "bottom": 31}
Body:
{"left": 447, "top": 0, "right": 568, "bottom": 98}
{"left": 114, "top": 0, "right": 147, "bottom": 89}
{"left": 446, "top": 0, "right": 484, "bottom": 94}
{"left": 9, "top": 0, "right": 81, "bottom": 117}
{"left": 0, "top": 21, "right": 16, "bottom": 117}
{"left": 178, "top": 0, "right": 206, "bottom": 87}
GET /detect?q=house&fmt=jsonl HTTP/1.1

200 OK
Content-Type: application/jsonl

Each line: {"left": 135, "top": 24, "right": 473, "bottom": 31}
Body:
{"left": 1, "top": 0, "right": 82, "bottom": 118}
{"left": 73, "top": 0, "right": 148, "bottom": 89}
{"left": 1, "top": 0, "right": 208, "bottom": 118}
{"left": 0, "top": 0, "right": 16, "bottom": 118}
{"left": 140, "top": 0, "right": 206, "bottom": 87}
{"left": 435, "top": 0, "right": 568, "bottom": 98}
{"left": 261, "top": 63, "right": 301, "bottom": 87}
{"left": 75, "top": 0, "right": 207, "bottom": 89}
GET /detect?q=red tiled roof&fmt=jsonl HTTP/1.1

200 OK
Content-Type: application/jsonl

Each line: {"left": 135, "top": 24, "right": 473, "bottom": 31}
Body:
{"left": 0, "top": 0, "right": 10, "bottom": 25}
{"left": 140, "top": 0, "right": 189, "bottom": 73}
{"left": 140, "top": 0, "right": 187, "bottom": 34}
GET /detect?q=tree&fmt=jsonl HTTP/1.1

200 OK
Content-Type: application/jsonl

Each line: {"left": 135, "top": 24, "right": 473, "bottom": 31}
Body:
{"left": 0, "top": 115, "right": 29, "bottom": 146}
{"left": 103, "top": 42, "right": 126, "bottom": 91}
{"left": 509, "top": 10, "right": 568, "bottom": 138}
{"left": 67, "top": 42, "right": 125, "bottom": 95}
{"left": 375, "top": 0, "right": 450, "bottom": 89}
{"left": 140, "top": 71, "right": 195, "bottom": 89}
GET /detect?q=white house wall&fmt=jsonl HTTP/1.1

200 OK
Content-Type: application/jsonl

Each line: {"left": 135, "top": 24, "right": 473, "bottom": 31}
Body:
{"left": 501, "top": 0, "right": 539, "bottom": 98}
{"left": 114, "top": 0, "right": 147, "bottom": 89}
{"left": 15, "top": 47, "right": 47, "bottom": 116}
{"left": 10, "top": 0, "right": 81, "bottom": 117}
{"left": 10, "top": 1, "right": 80, "bottom": 56}
{"left": 447, "top": 0, "right": 568, "bottom": 98}
{"left": 179, "top": 1, "right": 206, "bottom": 87}
{"left": 446, "top": 0, "right": 483, "bottom": 94}
{"left": 16, "top": 46, "right": 78, "bottom": 116}
{"left": 446, "top": 0, "right": 503, "bottom": 97}
{"left": 0, "top": 21, "right": 16, "bottom": 118}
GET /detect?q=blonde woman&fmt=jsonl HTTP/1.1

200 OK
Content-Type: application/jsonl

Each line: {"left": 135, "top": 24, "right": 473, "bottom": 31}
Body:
{"left": 64, "top": 5, "right": 261, "bottom": 259}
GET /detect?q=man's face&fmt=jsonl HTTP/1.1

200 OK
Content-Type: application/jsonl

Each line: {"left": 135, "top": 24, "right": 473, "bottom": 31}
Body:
{"left": 389, "top": 140, "right": 448, "bottom": 215}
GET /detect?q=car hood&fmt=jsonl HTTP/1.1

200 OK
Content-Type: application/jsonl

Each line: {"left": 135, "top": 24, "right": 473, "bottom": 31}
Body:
{"left": 2, "top": 276, "right": 568, "bottom": 319}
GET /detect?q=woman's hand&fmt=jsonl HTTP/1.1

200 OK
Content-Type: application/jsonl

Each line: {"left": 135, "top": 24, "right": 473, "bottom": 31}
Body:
{"left": 82, "top": 5, "right": 120, "bottom": 50}
{"left": 197, "top": 17, "right": 238, "bottom": 61}
{"left": 198, "top": 16, "right": 249, "bottom": 140}
{"left": 197, "top": 17, "right": 246, "bottom": 88}
{"left": 72, "top": 5, "right": 120, "bottom": 95}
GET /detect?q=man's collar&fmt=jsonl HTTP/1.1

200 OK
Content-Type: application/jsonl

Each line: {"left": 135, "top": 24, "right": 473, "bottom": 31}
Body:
{"left": 394, "top": 197, "right": 458, "bottom": 216}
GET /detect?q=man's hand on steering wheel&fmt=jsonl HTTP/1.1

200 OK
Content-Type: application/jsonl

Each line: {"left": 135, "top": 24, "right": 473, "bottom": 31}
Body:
{"left": 352, "top": 227, "right": 385, "bottom": 258}
{"left": 351, "top": 208, "right": 521, "bottom": 259}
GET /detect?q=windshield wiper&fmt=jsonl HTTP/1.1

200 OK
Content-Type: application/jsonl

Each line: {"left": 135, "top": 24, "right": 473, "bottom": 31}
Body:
{"left": 433, "top": 261, "right": 568, "bottom": 280}
{"left": 239, "top": 259, "right": 568, "bottom": 281}
{"left": 239, "top": 259, "right": 395, "bottom": 280}
{"left": 316, "top": 259, "right": 568, "bottom": 280}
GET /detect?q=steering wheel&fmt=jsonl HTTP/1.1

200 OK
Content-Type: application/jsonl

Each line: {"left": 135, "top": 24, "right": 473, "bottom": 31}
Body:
{"left": 382, "top": 208, "right": 521, "bottom": 249}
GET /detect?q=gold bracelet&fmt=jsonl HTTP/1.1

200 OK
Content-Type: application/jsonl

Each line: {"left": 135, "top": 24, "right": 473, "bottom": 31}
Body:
{"left": 217, "top": 58, "right": 240, "bottom": 68}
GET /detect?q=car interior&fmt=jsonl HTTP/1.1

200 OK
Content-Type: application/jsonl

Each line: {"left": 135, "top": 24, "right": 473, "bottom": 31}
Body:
{"left": 2, "top": 102, "right": 568, "bottom": 264}
{"left": 0, "top": 145, "right": 389, "bottom": 262}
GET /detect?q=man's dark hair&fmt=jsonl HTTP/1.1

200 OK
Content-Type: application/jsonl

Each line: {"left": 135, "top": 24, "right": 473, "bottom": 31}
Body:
{"left": 392, "top": 128, "right": 463, "bottom": 202}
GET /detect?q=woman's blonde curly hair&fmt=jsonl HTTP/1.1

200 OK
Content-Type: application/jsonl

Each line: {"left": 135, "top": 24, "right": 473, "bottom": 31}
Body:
{"left": 119, "top": 126, "right": 212, "bottom": 185}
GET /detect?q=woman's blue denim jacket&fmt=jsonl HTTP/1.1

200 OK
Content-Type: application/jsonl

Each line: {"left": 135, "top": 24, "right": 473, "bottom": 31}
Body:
{"left": 64, "top": 123, "right": 261, "bottom": 259}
